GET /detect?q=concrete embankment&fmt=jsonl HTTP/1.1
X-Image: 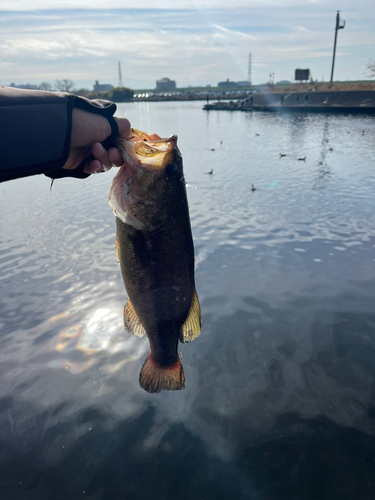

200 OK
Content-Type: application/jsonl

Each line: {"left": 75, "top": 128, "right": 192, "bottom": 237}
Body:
{"left": 204, "top": 90, "right": 375, "bottom": 114}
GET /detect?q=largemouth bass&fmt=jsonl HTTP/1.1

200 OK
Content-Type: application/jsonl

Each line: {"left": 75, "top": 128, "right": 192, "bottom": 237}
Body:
{"left": 108, "top": 129, "right": 201, "bottom": 393}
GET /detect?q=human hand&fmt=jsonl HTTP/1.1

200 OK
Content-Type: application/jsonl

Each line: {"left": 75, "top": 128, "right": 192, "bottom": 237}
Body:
{"left": 63, "top": 108, "right": 131, "bottom": 174}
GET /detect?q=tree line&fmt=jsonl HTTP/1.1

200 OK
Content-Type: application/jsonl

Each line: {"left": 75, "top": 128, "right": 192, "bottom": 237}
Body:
{"left": 38, "top": 79, "right": 76, "bottom": 92}
{"left": 367, "top": 59, "right": 375, "bottom": 78}
{"left": 38, "top": 79, "right": 134, "bottom": 101}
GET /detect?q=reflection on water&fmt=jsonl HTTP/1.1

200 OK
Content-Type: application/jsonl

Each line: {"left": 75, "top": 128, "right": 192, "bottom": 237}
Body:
{"left": 1, "top": 103, "right": 375, "bottom": 499}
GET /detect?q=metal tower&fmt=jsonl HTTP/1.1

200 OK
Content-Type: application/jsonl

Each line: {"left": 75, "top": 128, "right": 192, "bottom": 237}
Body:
{"left": 118, "top": 61, "right": 124, "bottom": 88}
{"left": 247, "top": 52, "right": 252, "bottom": 85}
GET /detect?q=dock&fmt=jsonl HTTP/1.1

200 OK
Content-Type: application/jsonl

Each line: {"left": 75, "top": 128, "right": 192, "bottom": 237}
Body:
{"left": 203, "top": 90, "right": 375, "bottom": 114}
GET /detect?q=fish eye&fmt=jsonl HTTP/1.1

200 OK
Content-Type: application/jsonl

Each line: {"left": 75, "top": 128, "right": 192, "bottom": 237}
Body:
{"left": 166, "top": 164, "right": 179, "bottom": 177}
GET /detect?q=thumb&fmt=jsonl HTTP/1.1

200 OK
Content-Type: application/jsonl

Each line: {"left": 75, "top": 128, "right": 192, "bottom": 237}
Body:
{"left": 115, "top": 117, "right": 131, "bottom": 139}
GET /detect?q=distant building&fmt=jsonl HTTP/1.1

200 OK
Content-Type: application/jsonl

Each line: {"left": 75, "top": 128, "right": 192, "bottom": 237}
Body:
{"left": 156, "top": 78, "right": 176, "bottom": 90}
{"left": 236, "top": 81, "right": 251, "bottom": 86}
{"left": 93, "top": 80, "right": 113, "bottom": 92}
{"left": 9, "top": 83, "right": 38, "bottom": 90}
{"left": 218, "top": 79, "right": 237, "bottom": 88}
{"left": 276, "top": 80, "right": 291, "bottom": 85}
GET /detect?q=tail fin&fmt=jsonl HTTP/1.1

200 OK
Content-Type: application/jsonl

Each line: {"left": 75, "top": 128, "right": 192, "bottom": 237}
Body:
{"left": 139, "top": 353, "right": 185, "bottom": 393}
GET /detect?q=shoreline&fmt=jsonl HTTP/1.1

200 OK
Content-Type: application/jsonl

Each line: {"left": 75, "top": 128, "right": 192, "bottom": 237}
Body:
{"left": 203, "top": 89, "right": 375, "bottom": 114}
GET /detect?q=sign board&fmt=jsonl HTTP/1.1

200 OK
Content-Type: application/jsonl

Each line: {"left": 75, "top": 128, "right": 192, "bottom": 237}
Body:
{"left": 295, "top": 69, "right": 310, "bottom": 81}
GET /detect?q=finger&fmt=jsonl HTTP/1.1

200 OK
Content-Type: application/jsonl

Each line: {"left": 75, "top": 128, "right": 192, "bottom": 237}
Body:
{"left": 84, "top": 159, "right": 101, "bottom": 175}
{"left": 92, "top": 142, "right": 112, "bottom": 170}
{"left": 86, "top": 159, "right": 101, "bottom": 174}
{"left": 84, "top": 159, "right": 113, "bottom": 175}
{"left": 108, "top": 147, "right": 123, "bottom": 167}
{"left": 115, "top": 117, "right": 131, "bottom": 139}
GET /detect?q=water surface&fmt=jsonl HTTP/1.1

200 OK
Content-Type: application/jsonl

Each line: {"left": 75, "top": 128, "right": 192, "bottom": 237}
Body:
{"left": 1, "top": 102, "right": 375, "bottom": 499}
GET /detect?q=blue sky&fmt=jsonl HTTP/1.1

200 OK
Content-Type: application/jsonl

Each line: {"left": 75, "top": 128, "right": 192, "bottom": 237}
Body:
{"left": 0, "top": 0, "right": 374, "bottom": 90}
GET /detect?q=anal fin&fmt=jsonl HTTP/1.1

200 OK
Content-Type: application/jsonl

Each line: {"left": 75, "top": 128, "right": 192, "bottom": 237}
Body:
{"left": 124, "top": 298, "right": 146, "bottom": 338}
{"left": 179, "top": 288, "right": 202, "bottom": 343}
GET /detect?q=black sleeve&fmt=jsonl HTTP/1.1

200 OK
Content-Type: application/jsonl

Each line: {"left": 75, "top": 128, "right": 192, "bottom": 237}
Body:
{"left": 0, "top": 86, "right": 117, "bottom": 183}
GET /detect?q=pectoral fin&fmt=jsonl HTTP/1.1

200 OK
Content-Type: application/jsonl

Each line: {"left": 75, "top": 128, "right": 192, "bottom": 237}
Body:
{"left": 124, "top": 299, "right": 146, "bottom": 338}
{"left": 179, "top": 289, "right": 202, "bottom": 343}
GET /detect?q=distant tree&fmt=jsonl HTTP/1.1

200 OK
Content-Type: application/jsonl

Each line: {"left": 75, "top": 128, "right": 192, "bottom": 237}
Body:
{"left": 104, "top": 87, "right": 134, "bottom": 102}
{"left": 55, "top": 79, "right": 75, "bottom": 92}
{"left": 366, "top": 58, "right": 375, "bottom": 78}
{"left": 38, "top": 82, "right": 53, "bottom": 91}
{"left": 75, "top": 88, "right": 90, "bottom": 97}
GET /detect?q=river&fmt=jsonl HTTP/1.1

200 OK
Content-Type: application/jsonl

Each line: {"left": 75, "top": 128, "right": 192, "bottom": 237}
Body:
{"left": 1, "top": 101, "right": 375, "bottom": 499}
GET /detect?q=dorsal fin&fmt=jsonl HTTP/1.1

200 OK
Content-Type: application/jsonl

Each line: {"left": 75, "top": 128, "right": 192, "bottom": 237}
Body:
{"left": 124, "top": 299, "right": 146, "bottom": 338}
{"left": 179, "top": 289, "right": 201, "bottom": 343}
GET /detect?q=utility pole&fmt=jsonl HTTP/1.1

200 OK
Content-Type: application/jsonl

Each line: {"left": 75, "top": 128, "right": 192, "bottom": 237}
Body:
{"left": 118, "top": 61, "right": 124, "bottom": 88}
{"left": 330, "top": 11, "right": 345, "bottom": 83}
{"left": 247, "top": 52, "right": 252, "bottom": 85}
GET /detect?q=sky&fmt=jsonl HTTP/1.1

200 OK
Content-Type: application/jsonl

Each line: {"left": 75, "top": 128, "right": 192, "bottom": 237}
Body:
{"left": 0, "top": 0, "right": 374, "bottom": 90}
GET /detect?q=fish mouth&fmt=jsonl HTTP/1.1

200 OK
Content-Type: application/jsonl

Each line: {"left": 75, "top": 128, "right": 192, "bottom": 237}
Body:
{"left": 108, "top": 130, "right": 179, "bottom": 226}
{"left": 116, "top": 130, "right": 178, "bottom": 171}
{"left": 128, "top": 128, "right": 162, "bottom": 142}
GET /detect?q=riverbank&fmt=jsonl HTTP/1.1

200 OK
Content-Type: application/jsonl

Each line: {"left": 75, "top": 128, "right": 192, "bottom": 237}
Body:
{"left": 204, "top": 89, "right": 375, "bottom": 114}
{"left": 132, "top": 91, "right": 249, "bottom": 102}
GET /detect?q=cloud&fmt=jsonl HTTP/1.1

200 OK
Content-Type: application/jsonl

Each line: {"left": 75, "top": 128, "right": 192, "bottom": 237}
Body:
{"left": 1, "top": 0, "right": 364, "bottom": 10}
{"left": 214, "top": 24, "right": 256, "bottom": 40}
{"left": 0, "top": 0, "right": 339, "bottom": 10}
{"left": 295, "top": 26, "right": 312, "bottom": 33}
{"left": 0, "top": 2, "right": 374, "bottom": 87}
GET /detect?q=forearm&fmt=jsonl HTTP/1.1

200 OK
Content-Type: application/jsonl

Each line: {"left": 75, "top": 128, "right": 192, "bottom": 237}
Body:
{"left": 0, "top": 86, "right": 118, "bottom": 182}
{"left": 0, "top": 86, "right": 74, "bottom": 182}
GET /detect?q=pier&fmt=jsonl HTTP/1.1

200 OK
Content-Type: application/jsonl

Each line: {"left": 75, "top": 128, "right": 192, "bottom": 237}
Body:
{"left": 204, "top": 89, "right": 375, "bottom": 114}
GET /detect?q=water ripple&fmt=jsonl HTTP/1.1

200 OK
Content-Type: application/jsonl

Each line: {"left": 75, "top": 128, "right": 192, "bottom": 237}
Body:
{"left": 1, "top": 103, "right": 375, "bottom": 498}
